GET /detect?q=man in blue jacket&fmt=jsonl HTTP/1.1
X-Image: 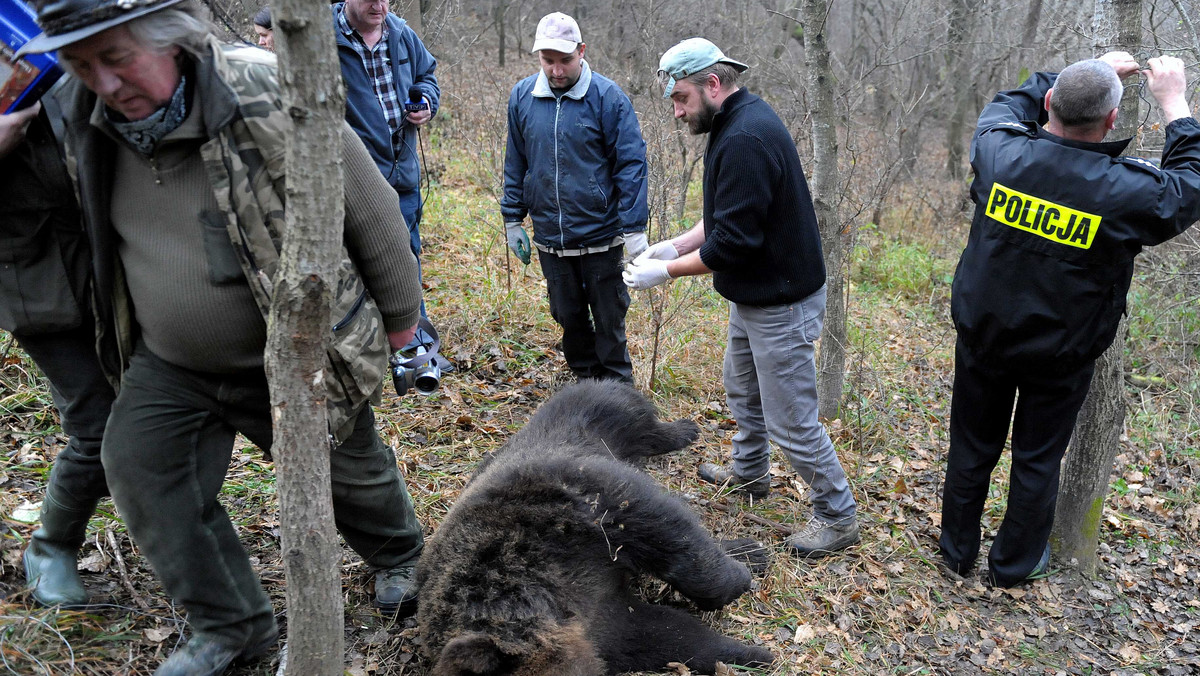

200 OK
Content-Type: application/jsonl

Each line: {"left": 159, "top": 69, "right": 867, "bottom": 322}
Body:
{"left": 334, "top": 0, "right": 448, "bottom": 367}
{"left": 502, "top": 12, "right": 648, "bottom": 384}
{"left": 941, "top": 53, "right": 1200, "bottom": 587}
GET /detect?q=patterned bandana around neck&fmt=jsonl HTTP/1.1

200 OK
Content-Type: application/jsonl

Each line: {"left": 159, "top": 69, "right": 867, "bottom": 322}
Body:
{"left": 107, "top": 75, "right": 188, "bottom": 156}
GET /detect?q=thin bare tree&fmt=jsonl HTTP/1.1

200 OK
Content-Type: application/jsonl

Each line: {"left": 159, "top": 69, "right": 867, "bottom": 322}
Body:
{"left": 801, "top": 0, "right": 848, "bottom": 420}
{"left": 266, "top": 0, "right": 347, "bottom": 671}
{"left": 1050, "top": 0, "right": 1142, "bottom": 575}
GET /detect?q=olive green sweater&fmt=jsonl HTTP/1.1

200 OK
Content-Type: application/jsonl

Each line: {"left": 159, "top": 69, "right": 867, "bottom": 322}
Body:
{"left": 103, "top": 105, "right": 419, "bottom": 373}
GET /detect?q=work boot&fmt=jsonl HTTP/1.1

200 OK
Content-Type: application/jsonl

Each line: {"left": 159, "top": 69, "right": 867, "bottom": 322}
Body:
{"left": 785, "top": 516, "right": 860, "bottom": 559}
{"left": 697, "top": 463, "right": 770, "bottom": 499}
{"left": 23, "top": 492, "right": 96, "bottom": 607}
{"left": 155, "top": 625, "right": 278, "bottom": 676}
{"left": 374, "top": 564, "right": 418, "bottom": 616}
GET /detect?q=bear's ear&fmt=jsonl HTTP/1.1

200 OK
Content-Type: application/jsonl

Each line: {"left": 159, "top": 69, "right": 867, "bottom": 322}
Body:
{"left": 435, "top": 632, "right": 513, "bottom": 676}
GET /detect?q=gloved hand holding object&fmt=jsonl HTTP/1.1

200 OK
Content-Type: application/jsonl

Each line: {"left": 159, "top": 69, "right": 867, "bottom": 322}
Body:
{"left": 635, "top": 239, "right": 680, "bottom": 264}
{"left": 505, "top": 221, "right": 531, "bottom": 265}
{"left": 623, "top": 258, "right": 672, "bottom": 290}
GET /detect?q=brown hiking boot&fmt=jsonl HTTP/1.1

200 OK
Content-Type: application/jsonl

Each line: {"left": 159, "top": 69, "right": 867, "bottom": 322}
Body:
{"left": 697, "top": 463, "right": 770, "bottom": 499}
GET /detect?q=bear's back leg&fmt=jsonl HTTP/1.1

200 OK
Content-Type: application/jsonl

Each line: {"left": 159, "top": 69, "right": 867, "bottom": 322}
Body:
{"left": 592, "top": 599, "right": 774, "bottom": 675}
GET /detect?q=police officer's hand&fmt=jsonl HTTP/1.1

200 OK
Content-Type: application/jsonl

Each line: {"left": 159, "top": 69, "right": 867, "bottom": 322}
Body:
{"left": 623, "top": 258, "right": 672, "bottom": 290}
{"left": 1098, "top": 51, "right": 1139, "bottom": 79}
{"left": 0, "top": 102, "right": 40, "bottom": 159}
{"left": 505, "top": 221, "right": 532, "bottom": 265}
{"left": 624, "top": 232, "right": 648, "bottom": 258}
{"left": 1143, "top": 56, "right": 1191, "bottom": 123}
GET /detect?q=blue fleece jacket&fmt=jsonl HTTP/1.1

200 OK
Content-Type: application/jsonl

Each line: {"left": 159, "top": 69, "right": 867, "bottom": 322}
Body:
{"left": 501, "top": 61, "right": 648, "bottom": 250}
{"left": 333, "top": 4, "right": 439, "bottom": 192}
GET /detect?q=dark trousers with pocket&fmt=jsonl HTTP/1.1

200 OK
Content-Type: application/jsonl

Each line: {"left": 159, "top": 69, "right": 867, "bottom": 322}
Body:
{"left": 16, "top": 317, "right": 114, "bottom": 508}
{"left": 102, "top": 343, "right": 424, "bottom": 644}
{"left": 538, "top": 246, "right": 633, "bottom": 384}
{"left": 939, "top": 338, "right": 1094, "bottom": 586}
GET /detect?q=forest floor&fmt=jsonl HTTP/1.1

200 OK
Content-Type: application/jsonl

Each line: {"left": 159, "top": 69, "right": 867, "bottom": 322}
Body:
{"left": 3, "top": 96, "right": 1200, "bottom": 676}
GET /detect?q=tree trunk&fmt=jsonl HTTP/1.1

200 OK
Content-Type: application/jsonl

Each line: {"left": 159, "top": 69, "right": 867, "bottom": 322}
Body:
{"left": 495, "top": 0, "right": 506, "bottom": 66}
{"left": 943, "top": 0, "right": 973, "bottom": 179}
{"left": 801, "top": 0, "right": 847, "bottom": 421}
{"left": 268, "top": 1, "right": 347, "bottom": 673}
{"left": 1050, "top": 0, "right": 1142, "bottom": 575}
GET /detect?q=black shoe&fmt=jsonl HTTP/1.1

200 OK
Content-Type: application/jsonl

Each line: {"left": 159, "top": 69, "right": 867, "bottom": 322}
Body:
{"left": 988, "top": 544, "right": 1052, "bottom": 588}
{"left": 1025, "top": 544, "right": 1051, "bottom": 581}
{"left": 154, "top": 626, "right": 277, "bottom": 676}
{"left": 375, "top": 564, "right": 418, "bottom": 616}
{"left": 434, "top": 354, "right": 456, "bottom": 373}
{"left": 697, "top": 463, "right": 770, "bottom": 499}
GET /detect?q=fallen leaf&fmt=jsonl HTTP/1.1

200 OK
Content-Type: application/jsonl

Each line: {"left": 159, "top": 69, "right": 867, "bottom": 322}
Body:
{"left": 11, "top": 500, "right": 41, "bottom": 524}
{"left": 143, "top": 626, "right": 174, "bottom": 643}
{"left": 793, "top": 624, "right": 817, "bottom": 643}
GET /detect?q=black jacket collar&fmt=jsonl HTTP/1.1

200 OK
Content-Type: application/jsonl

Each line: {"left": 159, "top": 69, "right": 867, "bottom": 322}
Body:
{"left": 1031, "top": 122, "right": 1132, "bottom": 157}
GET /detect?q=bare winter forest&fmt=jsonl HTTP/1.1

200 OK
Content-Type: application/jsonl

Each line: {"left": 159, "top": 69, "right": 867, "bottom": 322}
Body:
{"left": 2, "top": 0, "right": 1200, "bottom": 674}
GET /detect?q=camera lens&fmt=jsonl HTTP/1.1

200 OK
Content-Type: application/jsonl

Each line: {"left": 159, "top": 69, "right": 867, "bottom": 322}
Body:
{"left": 413, "top": 363, "right": 440, "bottom": 396}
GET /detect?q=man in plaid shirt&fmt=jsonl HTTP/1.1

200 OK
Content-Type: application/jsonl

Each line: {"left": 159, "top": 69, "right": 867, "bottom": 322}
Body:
{"left": 334, "top": 0, "right": 447, "bottom": 369}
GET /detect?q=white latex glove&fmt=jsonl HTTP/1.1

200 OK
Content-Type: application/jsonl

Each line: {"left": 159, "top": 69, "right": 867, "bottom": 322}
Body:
{"left": 635, "top": 239, "right": 680, "bottom": 264}
{"left": 623, "top": 258, "right": 672, "bottom": 290}
{"left": 624, "top": 232, "right": 648, "bottom": 258}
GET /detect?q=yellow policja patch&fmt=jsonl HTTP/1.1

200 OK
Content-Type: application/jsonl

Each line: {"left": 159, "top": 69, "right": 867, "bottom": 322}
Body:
{"left": 984, "top": 182, "right": 1101, "bottom": 249}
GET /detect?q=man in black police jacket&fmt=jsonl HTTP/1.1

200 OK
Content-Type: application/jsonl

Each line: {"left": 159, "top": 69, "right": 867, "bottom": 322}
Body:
{"left": 940, "top": 52, "right": 1200, "bottom": 587}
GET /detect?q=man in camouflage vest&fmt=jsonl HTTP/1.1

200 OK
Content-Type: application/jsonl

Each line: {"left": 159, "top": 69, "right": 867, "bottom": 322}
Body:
{"left": 20, "top": 0, "right": 427, "bottom": 672}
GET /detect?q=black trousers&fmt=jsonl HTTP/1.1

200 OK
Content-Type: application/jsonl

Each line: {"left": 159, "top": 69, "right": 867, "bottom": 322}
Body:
{"left": 939, "top": 337, "right": 1095, "bottom": 586}
{"left": 15, "top": 318, "right": 113, "bottom": 507}
{"left": 538, "top": 247, "right": 633, "bottom": 384}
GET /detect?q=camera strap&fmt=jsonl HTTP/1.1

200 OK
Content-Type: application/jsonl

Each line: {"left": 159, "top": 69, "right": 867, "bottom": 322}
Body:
{"left": 395, "top": 316, "right": 440, "bottom": 368}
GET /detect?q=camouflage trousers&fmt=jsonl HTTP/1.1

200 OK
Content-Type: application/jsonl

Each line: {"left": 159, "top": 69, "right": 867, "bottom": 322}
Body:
{"left": 102, "top": 342, "right": 423, "bottom": 644}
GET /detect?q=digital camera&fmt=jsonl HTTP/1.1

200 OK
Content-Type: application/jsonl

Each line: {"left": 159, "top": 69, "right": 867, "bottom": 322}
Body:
{"left": 390, "top": 345, "right": 440, "bottom": 396}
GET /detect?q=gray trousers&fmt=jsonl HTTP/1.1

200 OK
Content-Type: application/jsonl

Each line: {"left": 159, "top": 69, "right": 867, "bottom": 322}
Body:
{"left": 102, "top": 343, "right": 423, "bottom": 644}
{"left": 722, "top": 285, "right": 856, "bottom": 522}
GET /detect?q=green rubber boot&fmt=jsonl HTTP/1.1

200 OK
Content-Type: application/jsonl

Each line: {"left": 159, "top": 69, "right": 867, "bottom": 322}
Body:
{"left": 23, "top": 492, "right": 96, "bottom": 607}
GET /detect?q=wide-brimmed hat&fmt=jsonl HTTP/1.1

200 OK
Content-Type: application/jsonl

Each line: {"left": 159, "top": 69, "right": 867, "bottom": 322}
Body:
{"left": 657, "top": 37, "right": 748, "bottom": 98}
{"left": 17, "top": 0, "right": 185, "bottom": 56}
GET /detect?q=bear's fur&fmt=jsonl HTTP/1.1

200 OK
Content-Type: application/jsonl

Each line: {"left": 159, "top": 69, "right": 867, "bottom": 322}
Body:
{"left": 417, "top": 381, "right": 775, "bottom": 676}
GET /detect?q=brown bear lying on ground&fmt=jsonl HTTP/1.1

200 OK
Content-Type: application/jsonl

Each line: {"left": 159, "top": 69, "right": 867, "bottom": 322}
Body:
{"left": 416, "top": 380, "right": 775, "bottom": 676}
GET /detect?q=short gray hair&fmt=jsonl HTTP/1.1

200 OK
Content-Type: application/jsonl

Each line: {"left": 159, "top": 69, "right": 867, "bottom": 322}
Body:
{"left": 1049, "top": 59, "right": 1122, "bottom": 127}
{"left": 125, "top": 1, "right": 213, "bottom": 57}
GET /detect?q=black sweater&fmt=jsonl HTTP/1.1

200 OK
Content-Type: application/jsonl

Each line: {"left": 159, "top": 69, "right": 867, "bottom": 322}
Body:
{"left": 697, "top": 88, "right": 826, "bottom": 306}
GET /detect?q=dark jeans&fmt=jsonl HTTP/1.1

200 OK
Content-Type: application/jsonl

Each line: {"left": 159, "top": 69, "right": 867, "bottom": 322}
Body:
{"left": 397, "top": 187, "right": 440, "bottom": 352}
{"left": 939, "top": 338, "right": 1094, "bottom": 585}
{"left": 538, "top": 247, "right": 633, "bottom": 383}
{"left": 15, "top": 318, "right": 113, "bottom": 507}
{"left": 102, "top": 343, "right": 424, "bottom": 643}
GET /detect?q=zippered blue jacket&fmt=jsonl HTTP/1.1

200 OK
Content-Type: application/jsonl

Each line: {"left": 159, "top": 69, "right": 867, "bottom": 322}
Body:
{"left": 333, "top": 4, "right": 439, "bottom": 193}
{"left": 502, "top": 61, "right": 648, "bottom": 250}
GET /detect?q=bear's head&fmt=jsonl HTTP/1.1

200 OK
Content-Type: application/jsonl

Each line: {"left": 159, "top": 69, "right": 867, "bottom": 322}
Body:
{"left": 431, "top": 621, "right": 604, "bottom": 676}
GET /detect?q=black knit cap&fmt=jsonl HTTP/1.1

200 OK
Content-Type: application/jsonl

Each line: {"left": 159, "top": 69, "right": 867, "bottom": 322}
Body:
{"left": 16, "top": 0, "right": 185, "bottom": 56}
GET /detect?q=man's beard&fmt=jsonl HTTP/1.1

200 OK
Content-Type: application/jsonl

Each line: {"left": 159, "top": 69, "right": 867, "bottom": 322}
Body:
{"left": 687, "top": 97, "right": 720, "bottom": 134}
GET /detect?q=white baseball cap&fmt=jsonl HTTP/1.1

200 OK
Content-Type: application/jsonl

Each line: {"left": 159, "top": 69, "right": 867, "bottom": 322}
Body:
{"left": 531, "top": 12, "right": 581, "bottom": 54}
